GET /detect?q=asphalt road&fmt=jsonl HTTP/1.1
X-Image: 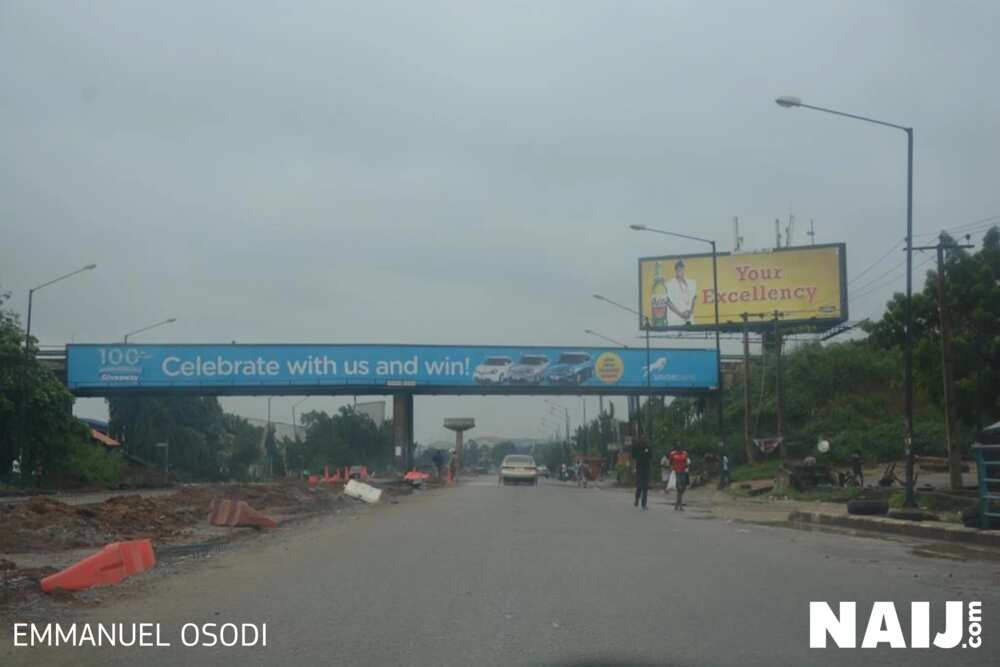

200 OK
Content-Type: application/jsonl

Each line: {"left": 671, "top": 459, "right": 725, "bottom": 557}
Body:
{"left": 5, "top": 479, "right": 999, "bottom": 666}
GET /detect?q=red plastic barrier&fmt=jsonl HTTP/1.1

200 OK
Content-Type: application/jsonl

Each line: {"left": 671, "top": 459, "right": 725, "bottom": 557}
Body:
{"left": 41, "top": 539, "right": 156, "bottom": 593}
{"left": 208, "top": 498, "right": 278, "bottom": 529}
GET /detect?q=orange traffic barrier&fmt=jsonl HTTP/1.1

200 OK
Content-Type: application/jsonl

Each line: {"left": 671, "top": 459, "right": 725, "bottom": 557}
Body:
{"left": 41, "top": 539, "right": 156, "bottom": 593}
{"left": 208, "top": 498, "right": 278, "bottom": 529}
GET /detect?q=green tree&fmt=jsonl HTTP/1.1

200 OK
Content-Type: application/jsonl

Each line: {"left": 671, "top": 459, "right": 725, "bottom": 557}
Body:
{"left": 297, "top": 406, "right": 392, "bottom": 472}
{"left": 865, "top": 226, "right": 1000, "bottom": 430}
{"left": 0, "top": 287, "right": 99, "bottom": 485}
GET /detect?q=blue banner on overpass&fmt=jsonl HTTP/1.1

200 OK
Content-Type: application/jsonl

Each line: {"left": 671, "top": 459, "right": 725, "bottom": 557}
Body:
{"left": 65, "top": 344, "right": 718, "bottom": 396}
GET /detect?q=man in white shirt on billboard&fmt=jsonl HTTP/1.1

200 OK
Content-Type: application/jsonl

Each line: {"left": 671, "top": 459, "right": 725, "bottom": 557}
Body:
{"left": 666, "top": 259, "right": 697, "bottom": 326}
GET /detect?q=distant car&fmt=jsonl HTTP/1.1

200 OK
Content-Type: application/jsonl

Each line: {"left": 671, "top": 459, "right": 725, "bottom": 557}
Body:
{"left": 544, "top": 352, "right": 594, "bottom": 385}
{"left": 499, "top": 455, "right": 538, "bottom": 485}
{"left": 475, "top": 463, "right": 490, "bottom": 475}
{"left": 505, "top": 354, "right": 549, "bottom": 385}
{"left": 537, "top": 465, "right": 550, "bottom": 479}
{"left": 474, "top": 356, "right": 514, "bottom": 384}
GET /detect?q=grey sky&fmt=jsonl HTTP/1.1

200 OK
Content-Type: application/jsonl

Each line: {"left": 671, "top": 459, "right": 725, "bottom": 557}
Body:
{"left": 3, "top": 1, "right": 999, "bottom": 443}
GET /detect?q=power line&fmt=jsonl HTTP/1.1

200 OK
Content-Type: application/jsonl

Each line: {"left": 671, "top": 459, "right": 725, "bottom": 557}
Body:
{"left": 851, "top": 257, "right": 907, "bottom": 294}
{"left": 848, "top": 238, "right": 904, "bottom": 286}
{"left": 913, "top": 214, "right": 1000, "bottom": 238}
{"left": 850, "top": 255, "right": 935, "bottom": 302}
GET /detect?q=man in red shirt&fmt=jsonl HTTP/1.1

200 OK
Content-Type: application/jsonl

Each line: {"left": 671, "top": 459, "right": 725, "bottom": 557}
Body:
{"left": 668, "top": 445, "right": 690, "bottom": 511}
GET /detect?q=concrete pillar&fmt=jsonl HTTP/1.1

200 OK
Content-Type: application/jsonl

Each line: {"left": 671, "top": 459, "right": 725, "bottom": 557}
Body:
{"left": 443, "top": 418, "right": 475, "bottom": 477}
{"left": 393, "top": 393, "right": 413, "bottom": 470}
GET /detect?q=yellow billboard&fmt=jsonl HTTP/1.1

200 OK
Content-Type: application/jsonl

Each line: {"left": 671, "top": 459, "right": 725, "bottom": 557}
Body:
{"left": 638, "top": 244, "right": 847, "bottom": 331}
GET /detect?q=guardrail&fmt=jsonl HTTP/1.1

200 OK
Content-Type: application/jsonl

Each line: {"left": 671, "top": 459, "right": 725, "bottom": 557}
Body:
{"left": 972, "top": 444, "right": 1000, "bottom": 530}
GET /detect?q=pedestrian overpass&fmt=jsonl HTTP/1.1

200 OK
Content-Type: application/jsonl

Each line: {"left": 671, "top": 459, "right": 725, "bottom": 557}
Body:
{"left": 50, "top": 342, "right": 719, "bottom": 467}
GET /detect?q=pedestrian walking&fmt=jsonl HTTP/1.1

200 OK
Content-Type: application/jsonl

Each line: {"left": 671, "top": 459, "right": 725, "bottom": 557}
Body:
{"left": 668, "top": 444, "right": 690, "bottom": 511}
{"left": 576, "top": 460, "right": 588, "bottom": 488}
{"left": 633, "top": 438, "right": 652, "bottom": 510}
{"left": 448, "top": 450, "right": 458, "bottom": 483}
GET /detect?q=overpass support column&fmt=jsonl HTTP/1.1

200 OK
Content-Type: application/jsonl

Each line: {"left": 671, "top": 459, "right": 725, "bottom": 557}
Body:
{"left": 393, "top": 393, "right": 414, "bottom": 470}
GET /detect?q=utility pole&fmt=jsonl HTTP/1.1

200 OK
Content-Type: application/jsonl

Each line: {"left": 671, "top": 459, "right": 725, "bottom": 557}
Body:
{"left": 645, "top": 317, "right": 652, "bottom": 445}
{"left": 774, "top": 219, "right": 782, "bottom": 249}
{"left": 913, "top": 235, "right": 973, "bottom": 490}
{"left": 807, "top": 219, "right": 816, "bottom": 245}
{"left": 773, "top": 311, "right": 785, "bottom": 463}
{"left": 742, "top": 313, "right": 753, "bottom": 463}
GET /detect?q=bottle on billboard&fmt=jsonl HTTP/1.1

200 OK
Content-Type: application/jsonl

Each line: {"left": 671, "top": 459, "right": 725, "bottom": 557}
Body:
{"left": 650, "top": 262, "right": 668, "bottom": 327}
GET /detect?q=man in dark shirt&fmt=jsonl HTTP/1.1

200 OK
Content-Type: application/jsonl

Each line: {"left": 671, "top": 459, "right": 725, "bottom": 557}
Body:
{"left": 632, "top": 438, "right": 653, "bottom": 510}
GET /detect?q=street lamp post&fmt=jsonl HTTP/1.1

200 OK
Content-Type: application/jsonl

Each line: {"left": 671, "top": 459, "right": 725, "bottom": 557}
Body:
{"left": 545, "top": 399, "right": 571, "bottom": 445}
{"left": 24, "top": 264, "right": 97, "bottom": 352}
{"left": 583, "top": 328, "right": 629, "bottom": 348}
{"left": 291, "top": 396, "right": 311, "bottom": 442}
{"left": 124, "top": 317, "right": 177, "bottom": 343}
{"left": 20, "top": 263, "right": 97, "bottom": 473}
{"left": 592, "top": 294, "right": 653, "bottom": 440}
{"left": 775, "top": 95, "right": 915, "bottom": 508}
{"left": 629, "top": 225, "right": 724, "bottom": 452}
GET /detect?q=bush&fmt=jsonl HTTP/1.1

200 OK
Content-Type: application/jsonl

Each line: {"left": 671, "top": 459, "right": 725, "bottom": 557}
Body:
{"left": 52, "top": 443, "right": 125, "bottom": 487}
{"left": 728, "top": 459, "right": 783, "bottom": 483}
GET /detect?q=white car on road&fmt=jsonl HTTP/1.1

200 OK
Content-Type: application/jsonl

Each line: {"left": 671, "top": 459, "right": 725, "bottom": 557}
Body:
{"left": 499, "top": 455, "right": 538, "bottom": 485}
{"left": 473, "top": 356, "right": 514, "bottom": 384}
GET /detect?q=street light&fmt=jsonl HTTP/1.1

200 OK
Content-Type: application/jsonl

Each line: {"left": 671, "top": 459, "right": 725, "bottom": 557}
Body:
{"left": 629, "top": 225, "right": 724, "bottom": 454}
{"left": 775, "top": 94, "right": 916, "bottom": 507}
{"left": 593, "top": 293, "right": 653, "bottom": 440}
{"left": 291, "top": 396, "right": 311, "bottom": 441}
{"left": 124, "top": 317, "right": 177, "bottom": 343}
{"left": 545, "top": 399, "right": 571, "bottom": 443}
{"left": 25, "top": 263, "right": 98, "bottom": 351}
{"left": 592, "top": 293, "right": 639, "bottom": 316}
{"left": 584, "top": 328, "right": 629, "bottom": 348}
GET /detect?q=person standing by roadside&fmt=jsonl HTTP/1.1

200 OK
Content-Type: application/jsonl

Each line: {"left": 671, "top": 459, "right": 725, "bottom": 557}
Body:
{"left": 668, "top": 444, "right": 690, "bottom": 511}
{"left": 659, "top": 452, "right": 672, "bottom": 494}
{"left": 633, "top": 438, "right": 652, "bottom": 510}
{"left": 718, "top": 453, "right": 730, "bottom": 489}
{"left": 432, "top": 449, "right": 445, "bottom": 479}
{"left": 850, "top": 451, "right": 864, "bottom": 487}
{"left": 448, "top": 450, "right": 458, "bottom": 483}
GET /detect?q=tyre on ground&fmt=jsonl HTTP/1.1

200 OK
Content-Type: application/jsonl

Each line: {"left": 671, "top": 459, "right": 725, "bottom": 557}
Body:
{"left": 846, "top": 499, "right": 890, "bottom": 516}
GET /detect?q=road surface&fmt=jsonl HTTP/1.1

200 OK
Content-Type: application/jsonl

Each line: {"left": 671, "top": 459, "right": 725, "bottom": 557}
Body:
{"left": 5, "top": 479, "right": 998, "bottom": 666}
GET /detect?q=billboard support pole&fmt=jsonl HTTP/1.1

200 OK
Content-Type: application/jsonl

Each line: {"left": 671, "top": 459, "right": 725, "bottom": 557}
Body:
{"left": 710, "top": 241, "right": 724, "bottom": 457}
{"left": 742, "top": 313, "right": 753, "bottom": 463}
{"left": 773, "top": 311, "right": 785, "bottom": 463}
{"left": 644, "top": 317, "right": 652, "bottom": 445}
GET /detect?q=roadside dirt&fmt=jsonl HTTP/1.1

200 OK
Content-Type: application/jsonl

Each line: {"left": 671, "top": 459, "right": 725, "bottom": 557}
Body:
{"left": 0, "top": 478, "right": 419, "bottom": 616}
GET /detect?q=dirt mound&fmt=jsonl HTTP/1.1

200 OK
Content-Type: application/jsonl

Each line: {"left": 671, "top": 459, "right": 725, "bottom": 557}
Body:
{"left": 0, "top": 495, "right": 201, "bottom": 553}
{"left": 0, "top": 557, "right": 58, "bottom": 608}
{"left": 0, "top": 482, "right": 347, "bottom": 554}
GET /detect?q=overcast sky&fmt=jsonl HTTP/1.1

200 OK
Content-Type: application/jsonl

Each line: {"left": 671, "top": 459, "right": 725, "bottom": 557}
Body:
{"left": 3, "top": 1, "right": 999, "bottom": 444}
